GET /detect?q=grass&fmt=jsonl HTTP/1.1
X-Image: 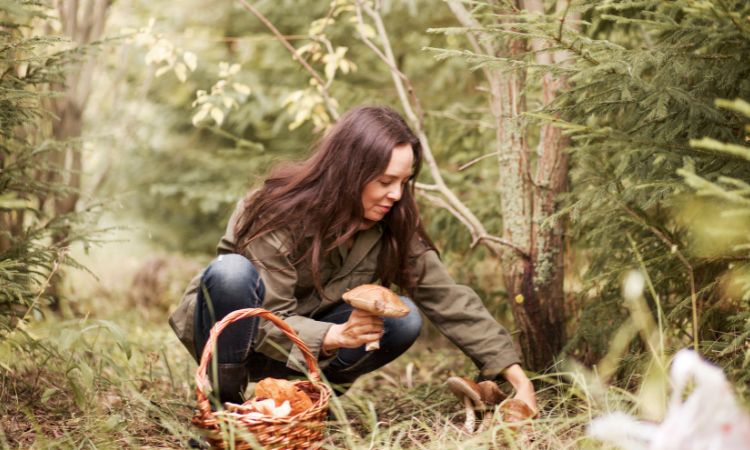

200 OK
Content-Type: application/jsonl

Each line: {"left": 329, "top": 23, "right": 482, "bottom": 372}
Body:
{"left": 1, "top": 311, "right": 611, "bottom": 449}
{"left": 0, "top": 302, "right": 631, "bottom": 449}
{"left": 0, "top": 238, "right": 682, "bottom": 449}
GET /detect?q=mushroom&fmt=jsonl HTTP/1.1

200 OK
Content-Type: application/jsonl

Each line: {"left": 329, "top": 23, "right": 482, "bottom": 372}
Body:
{"left": 446, "top": 376, "right": 484, "bottom": 433}
{"left": 499, "top": 398, "right": 536, "bottom": 444}
{"left": 254, "top": 377, "right": 313, "bottom": 415}
{"left": 477, "top": 380, "right": 508, "bottom": 406}
{"left": 499, "top": 398, "right": 536, "bottom": 424}
{"left": 342, "top": 284, "right": 410, "bottom": 351}
{"left": 447, "top": 377, "right": 510, "bottom": 433}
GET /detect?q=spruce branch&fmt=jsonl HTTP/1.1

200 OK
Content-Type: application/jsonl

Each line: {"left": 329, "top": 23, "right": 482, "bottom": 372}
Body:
{"left": 618, "top": 201, "right": 699, "bottom": 352}
{"left": 458, "top": 151, "right": 501, "bottom": 171}
{"left": 19, "top": 247, "right": 68, "bottom": 325}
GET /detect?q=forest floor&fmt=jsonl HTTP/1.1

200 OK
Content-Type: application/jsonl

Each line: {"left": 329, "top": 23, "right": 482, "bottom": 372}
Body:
{"left": 1, "top": 236, "right": 615, "bottom": 449}
{"left": 0, "top": 314, "right": 597, "bottom": 449}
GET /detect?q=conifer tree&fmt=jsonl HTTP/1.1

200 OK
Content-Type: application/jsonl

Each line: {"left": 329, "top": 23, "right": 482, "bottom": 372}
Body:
{"left": 678, "top": 97, "right": 750, "bottom": 383}
{"left": 542, "top": 1, "right": 750, "bottom": 364}
{"left": 432, "top": 0, "right": 750, "bottom": 368}
{"left": 0, "top": 1, "right": 95, "bottom": 332}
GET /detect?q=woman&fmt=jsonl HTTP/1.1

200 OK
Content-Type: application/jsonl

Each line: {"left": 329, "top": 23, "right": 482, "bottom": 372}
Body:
{"left": 169, "top": 105, "right": 537, "bottom": 411}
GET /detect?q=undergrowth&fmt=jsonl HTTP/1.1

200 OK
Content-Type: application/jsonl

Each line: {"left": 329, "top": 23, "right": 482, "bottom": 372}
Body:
{"left": 1, "top": 243, "right": 743, "bottom": 449}
{"left": 0, "top": 295, "right": 630, "bottom": 450}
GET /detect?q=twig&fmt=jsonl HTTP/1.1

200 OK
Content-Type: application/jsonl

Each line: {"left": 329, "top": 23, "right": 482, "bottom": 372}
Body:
{"left": 418, "top": 190, "right": 482, "bottom": 245}
{"left": 475, "top": 235, "right": 529, "bottom": 259}
{"left": 458, "top": 151, "right": 501, "bottom": 171}
{"left": 418, "top": 189, "right": 529, "bottom": 259}
{"left": 20, "top": 248, "right": 68, "bottom": 324}
{"left": 355, "top": 0, "right": 424, "bottom": 126}
{"left": 414, "top": 181, "right": 439, "bottom": 192}
{"left": 236, "top": 0, "right": 340, "bottom": 120}
{"left": 446, "top": 0, "right": 497, "bottom": 82}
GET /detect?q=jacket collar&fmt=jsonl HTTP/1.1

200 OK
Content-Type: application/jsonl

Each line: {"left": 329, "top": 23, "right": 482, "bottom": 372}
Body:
{"left": 335, "top": 224, "right": 382, "bottom": 279}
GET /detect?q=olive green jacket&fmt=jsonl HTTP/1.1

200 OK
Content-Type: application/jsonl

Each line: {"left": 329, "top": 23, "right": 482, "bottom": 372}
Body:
{"left": 168, "top": 200, "right": 521, "bottom": 378}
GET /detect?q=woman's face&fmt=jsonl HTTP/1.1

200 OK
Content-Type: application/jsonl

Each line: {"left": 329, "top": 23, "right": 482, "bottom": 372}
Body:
{"left": 360, "top": 143, "right": 414, "bottom": 228}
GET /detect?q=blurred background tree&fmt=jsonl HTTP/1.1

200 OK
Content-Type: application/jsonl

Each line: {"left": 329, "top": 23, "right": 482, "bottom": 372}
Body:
{"left": 0, "top": 0, "right": 99, "bottom": 331}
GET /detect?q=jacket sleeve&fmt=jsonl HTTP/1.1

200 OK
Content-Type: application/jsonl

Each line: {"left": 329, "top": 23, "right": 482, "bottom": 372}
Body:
{"left": 412, "top": 247, "right": 522, "bottom": 378}
{"left": 222, "top": 198, "right": 335, "bottom": 371}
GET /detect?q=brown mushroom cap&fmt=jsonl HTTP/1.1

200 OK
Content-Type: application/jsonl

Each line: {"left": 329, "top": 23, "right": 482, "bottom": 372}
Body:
{"left": 499, "top": 398, "right": 536, "bottom": 423}
{"left": 446, "top": 376, "right": 484, "bottom": 409}
{"left": 342, "top": 284, "right": 410, "bottom": 317}
{"left": 477, "top": 380, "right": 508, "bottom": 406}
{"left": 254, "top": 377, "right": 313, "bottom": 415}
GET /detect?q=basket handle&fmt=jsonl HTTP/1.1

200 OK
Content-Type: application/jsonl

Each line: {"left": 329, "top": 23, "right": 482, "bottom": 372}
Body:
{"left": 195, "top": 307, "right": 322, "bottom": 410}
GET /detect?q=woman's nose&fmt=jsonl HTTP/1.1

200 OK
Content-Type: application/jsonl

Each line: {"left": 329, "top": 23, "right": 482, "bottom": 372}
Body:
{"left": 387, "top": 185, "right": 402, "bottom": 201}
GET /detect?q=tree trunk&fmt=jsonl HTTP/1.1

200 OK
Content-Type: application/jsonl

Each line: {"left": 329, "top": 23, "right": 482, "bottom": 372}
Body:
{"left": 491, "top": 0, "right": 569, "bottom": 371}
{"left": 40, "top": 0, "right": 109, "bottom": 308}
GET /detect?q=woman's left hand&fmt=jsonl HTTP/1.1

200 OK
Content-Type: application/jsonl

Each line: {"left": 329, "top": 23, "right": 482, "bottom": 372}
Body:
{"left": 502, "top": 364, "right": 538, "bottom": 415}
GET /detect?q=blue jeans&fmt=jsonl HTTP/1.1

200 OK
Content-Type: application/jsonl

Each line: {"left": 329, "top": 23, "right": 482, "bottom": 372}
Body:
{"left": 193, "top": 254, "right": 422, "bottom": 390}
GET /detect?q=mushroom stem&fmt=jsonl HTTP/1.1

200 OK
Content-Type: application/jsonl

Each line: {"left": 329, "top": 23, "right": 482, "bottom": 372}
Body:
{"left": 477, "top": 409, "right": 494, "bottom": 433}
{"left": 342, "top": 284, "right": 410, "bottom": 352}
{"left": 463, "top": 396, "right": 476, "bottom": 433}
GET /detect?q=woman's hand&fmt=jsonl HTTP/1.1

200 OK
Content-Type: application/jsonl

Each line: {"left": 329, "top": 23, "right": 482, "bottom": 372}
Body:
{"left": 502, "top": 364, "right": 538, "bottom": 414}
{"left": 322, "top": 309, "right": 384, "bottom": 353}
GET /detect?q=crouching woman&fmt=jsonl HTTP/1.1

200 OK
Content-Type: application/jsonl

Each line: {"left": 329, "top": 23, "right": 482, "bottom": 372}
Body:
{"left": 168, "top": 105, "right": 537, "bottom": 411}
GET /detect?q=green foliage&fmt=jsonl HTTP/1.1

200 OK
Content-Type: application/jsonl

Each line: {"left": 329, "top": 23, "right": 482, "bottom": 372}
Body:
{"left": 0, "top": 311, "right": 197, "bottom": 448}
{"left": 425, "top": 0, "right": 750, "bottom": 374}
{"left": 677, "top": 98, "right": 750, "bottom": 387}
{"left": 551, "top": 1, "right": 750, "bottom": 367}
{"left": 99, "top": 0, "right": 498, "bottom": 265}
{"left": 98, "top": 0, "right": 331, "bottom": 252}
{"left": 0, "top": 1, "right": 97, "bottom": 333}
{"left": 0, "top": 286, "right": 620, "bottom": 449}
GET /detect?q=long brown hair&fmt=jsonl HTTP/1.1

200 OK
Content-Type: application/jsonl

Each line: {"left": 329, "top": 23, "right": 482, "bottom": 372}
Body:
{"left": 234, "top": 105, "right": 433, "bottom": 296}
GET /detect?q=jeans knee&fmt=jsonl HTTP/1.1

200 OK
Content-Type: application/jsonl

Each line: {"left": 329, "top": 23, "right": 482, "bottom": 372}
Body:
{"left": 383, "top": 296, "right": 421, "bottom": 347}
{"left": 399, "top": 297, "right": 422, "bottom": 342}
{"left": 202, "top": 254, "right": 264, "bottom": 308}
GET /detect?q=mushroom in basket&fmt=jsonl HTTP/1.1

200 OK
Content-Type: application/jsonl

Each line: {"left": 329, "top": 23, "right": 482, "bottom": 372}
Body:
{"left": 254, "top": 377, "right": 314, "bottom": 415}
{"left": 231, "top": 377, "right": 314, "bottom": 419}
{"left": 342, "top": 284, "right": 410, "bottom": 351}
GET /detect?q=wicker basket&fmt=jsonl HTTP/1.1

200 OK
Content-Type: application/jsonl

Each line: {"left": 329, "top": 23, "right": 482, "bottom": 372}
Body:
{"left": 192, "top": 308, "right": 332, "bottom": 449}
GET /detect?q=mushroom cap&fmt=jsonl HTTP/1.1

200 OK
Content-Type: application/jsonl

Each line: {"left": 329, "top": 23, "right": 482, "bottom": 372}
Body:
{"left": 342, "top": 284, "right": 410, "bottom": 317}
{"left": 499, "top": 398, "right": 536, "bottom": 423}
{"left": 254, "top": 377, "right": 313, "bottom": 415}
{"left": 477, "top": 380, "right": 508, "bottom": 406}
{"left": 446, "top": 376, "right": 484, "bottom": 409}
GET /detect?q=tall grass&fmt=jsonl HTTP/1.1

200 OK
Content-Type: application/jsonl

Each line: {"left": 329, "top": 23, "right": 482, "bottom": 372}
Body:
{"left": 0, "top": 298, "right": 633, "bottom": 449}
{"left": 1, "top": 238, "right": 740, "bottom": 449}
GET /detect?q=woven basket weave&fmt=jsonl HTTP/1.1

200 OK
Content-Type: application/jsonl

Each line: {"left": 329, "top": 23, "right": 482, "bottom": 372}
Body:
{"left": 192, "top": 308, "right": 332, "bottom": 449}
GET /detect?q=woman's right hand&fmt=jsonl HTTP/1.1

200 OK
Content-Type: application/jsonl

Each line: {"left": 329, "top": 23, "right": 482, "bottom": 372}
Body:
{"left": 322, "top": 309, "right": 384, "bottom": 353}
